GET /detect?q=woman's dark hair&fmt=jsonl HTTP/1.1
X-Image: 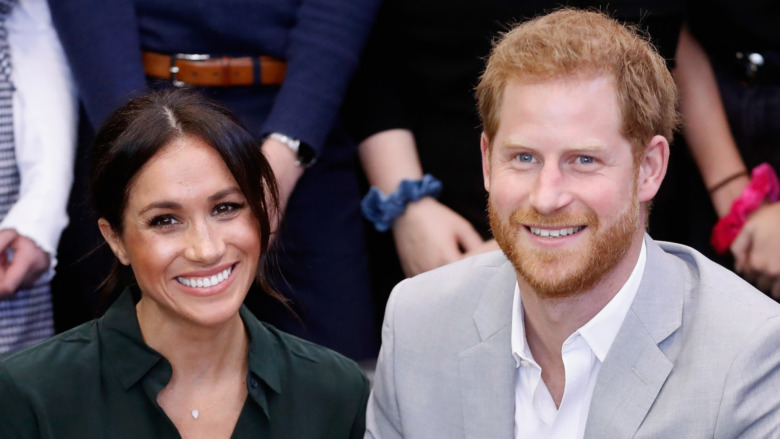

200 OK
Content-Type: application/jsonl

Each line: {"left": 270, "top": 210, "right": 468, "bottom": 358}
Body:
{"left": 90, "top": 88, "right": 284, "bottom": 305}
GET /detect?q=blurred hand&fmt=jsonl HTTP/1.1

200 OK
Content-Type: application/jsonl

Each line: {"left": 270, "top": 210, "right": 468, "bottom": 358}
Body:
{"left": 731, "top": 202, "right": 780, "bottom": 299}
{"left": 393, "top": 197, "right": 484, "bottom": 277}
{"left": 463, "top": 238, "right": 500, "bottom": 258}
{"left": 0, "top": 229, "right": 50, "bottom": 297}
{"left": 261, "top": 137, "right": 305, "bottom": 236}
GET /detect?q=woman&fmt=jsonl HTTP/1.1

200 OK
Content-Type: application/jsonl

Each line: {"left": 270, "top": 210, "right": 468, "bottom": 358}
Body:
{"left": 0, "top": 89, "right": 369, "bottom": 438}
{"left": 48, "top": 0, "right": 381, "bottom": 362}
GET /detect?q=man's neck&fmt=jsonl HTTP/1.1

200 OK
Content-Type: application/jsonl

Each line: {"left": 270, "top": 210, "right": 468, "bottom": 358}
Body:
{"left": 518, "top": 234, "right": 645, "bottom": 405}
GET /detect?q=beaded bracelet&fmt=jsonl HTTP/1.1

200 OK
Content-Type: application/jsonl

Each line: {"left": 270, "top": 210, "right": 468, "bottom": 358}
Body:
{"left": 710, "top": 163, "right": 780, "bottom": 254}
{"left": 361, "top": 174, "right": 443, "bottom": 232}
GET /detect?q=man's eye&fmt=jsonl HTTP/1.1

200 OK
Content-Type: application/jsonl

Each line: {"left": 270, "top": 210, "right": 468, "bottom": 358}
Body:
{"left": 577, "top": 156, "right": 595, "bottom": 165}
{"left": 517, "top": 153, "right": 535, "bottom": 163}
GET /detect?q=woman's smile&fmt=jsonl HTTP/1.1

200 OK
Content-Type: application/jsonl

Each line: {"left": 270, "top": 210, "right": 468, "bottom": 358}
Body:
{"left": 176, "top": 263, "right": 234, "bottom": 289}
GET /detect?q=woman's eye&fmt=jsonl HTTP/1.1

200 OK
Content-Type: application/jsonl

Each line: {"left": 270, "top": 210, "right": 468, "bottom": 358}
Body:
{"left": 517, "top": 152, "right": 535, "bottom": 163}
{"left": 149, "top": 215, "right": 180, "bottom": 228}
{"left": 213, "top": 202, "right": 246, "bottom": 217}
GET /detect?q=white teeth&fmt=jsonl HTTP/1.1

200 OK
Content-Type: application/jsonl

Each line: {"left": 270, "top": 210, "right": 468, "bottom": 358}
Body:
{"left": 177, "top": 266, "right": 233, "bottom": 288}
{"left": 529, "top": 226, "right": 584, "bottom": 238}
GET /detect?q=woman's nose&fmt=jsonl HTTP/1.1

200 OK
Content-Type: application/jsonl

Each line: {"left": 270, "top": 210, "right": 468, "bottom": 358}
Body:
{"left": 184, "top": 221, "right": 225, "bottom": 264}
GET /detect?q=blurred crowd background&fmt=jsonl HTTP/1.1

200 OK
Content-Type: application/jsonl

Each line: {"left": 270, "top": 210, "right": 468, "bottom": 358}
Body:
{"left": 1, "top": 0, "right": 778, "bottom": 363}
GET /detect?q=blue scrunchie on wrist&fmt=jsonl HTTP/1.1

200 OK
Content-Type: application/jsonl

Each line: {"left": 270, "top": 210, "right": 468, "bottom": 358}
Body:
{"left": 361, "top": 174, "right": 443, "bottom": 232}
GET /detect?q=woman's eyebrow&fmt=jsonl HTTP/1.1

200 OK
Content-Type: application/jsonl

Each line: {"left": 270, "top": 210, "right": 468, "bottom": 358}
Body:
{"left": 138, "top": 201, "right": 181, "bottom": 215}
{"left": 208, "top": 186, "right": 243, "bottom": 202}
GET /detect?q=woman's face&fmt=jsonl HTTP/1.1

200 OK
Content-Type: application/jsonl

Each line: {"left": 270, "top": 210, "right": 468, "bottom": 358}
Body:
{"left": 100, "top": 135, "right": 261, "bottom": 329}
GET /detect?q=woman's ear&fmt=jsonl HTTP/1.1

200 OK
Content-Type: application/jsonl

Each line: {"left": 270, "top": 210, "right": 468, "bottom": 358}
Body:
{"left": 98, "top": 218, "right": 130, "bottom": 266}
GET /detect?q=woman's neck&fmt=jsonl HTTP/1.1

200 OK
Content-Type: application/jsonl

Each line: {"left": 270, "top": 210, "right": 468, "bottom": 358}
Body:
{"left": 135, "top": 299, "right": 250, "bottom": 381}
{"left": 138, "top": 298, "right": 251, "bottom": 435}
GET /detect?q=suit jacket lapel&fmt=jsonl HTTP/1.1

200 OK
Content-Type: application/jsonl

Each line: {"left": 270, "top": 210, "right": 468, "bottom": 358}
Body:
{"left": 585, "top": 236, "right": 684, "bottom": 438}
{"left": 460, "top": 258, "right": 517, "bottom": 439}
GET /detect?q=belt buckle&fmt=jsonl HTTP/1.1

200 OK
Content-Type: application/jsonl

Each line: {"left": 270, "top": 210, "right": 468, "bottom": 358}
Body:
{"left": 170, "top": 53, "right": 210, "bottom": 87}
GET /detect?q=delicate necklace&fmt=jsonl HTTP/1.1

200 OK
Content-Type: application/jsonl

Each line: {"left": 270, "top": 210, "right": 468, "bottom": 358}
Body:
{"left": 188, "top": 375, "right": 246, "bottom": 420}
{"left": 159, "top": 373, "right": 246, "bottom": 421}
{"left": 162, "top": 327, "right": 250, "bottom": 421}
{"left": 191, "top": 399, "right": 221, "bottom": 420}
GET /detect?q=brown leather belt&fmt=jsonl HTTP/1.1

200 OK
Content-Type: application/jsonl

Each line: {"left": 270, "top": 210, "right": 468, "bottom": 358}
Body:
{"left": 142, "top": 51, "right": 286, "bottom": 87}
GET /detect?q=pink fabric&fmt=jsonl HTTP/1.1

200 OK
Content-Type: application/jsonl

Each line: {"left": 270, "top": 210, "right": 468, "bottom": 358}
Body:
{"left": 711, "top": 164, "right": 780, "bottom": 254}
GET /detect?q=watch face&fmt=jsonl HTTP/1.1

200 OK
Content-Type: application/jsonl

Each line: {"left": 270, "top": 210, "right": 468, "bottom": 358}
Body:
{"left": 298, "top": 142, "right": 317, "bottom": 167}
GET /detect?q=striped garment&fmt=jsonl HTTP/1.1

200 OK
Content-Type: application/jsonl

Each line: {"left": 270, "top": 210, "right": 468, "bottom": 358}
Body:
{"left": 0, "top": 0, "right": 54, "bottom": 353}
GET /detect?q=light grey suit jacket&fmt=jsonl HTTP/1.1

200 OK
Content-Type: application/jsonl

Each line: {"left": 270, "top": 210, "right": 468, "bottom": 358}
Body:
{"left": 366, "top": 236, "right": 780, "bottom": 438}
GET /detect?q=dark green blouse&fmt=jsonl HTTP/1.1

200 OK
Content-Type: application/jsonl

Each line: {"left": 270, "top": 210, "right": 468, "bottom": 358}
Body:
{"left": 0, "top": 288, "right": 369, "bottom": 438}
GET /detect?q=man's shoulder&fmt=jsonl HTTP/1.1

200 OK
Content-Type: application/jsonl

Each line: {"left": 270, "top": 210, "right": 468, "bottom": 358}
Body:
{"left": 381, "top": 250, "right": 515, "bottom": 346}
{"left": 619, "top": 239, "right": 780, "bottom": 435}
{"left": 652, "top": 239, "right": 780, "bottom": 331}
{"left": 391, "top": 250, "right": 512, "bottom": 309}
{"left": 656, "top": 240, "right": 778, "bottom": 303}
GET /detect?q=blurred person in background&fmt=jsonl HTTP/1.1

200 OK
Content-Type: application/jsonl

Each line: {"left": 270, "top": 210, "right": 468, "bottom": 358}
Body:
{"left": 0, "top": 0, "right": 76, "bottom": 352}
{"left": 668, "top": 0, "right": 780, "bottom": 298}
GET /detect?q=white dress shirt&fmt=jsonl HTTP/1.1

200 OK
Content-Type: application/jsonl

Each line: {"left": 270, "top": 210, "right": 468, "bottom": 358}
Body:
{"left": 512, "top": 241, "right": 647, "bottom": 439}
{"left": 5, "top": 0, "right": 77, "bottom": 270}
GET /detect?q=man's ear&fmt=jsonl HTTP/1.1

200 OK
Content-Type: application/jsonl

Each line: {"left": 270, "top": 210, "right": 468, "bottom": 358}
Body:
{"left": 637, "top": 135, "right": 670, "bottom": 203}
{"left": 481, "top": 132, "right": 491, "bottom": 192}
{"left": 98, "top": 218, "right": 130, "bottom": 266}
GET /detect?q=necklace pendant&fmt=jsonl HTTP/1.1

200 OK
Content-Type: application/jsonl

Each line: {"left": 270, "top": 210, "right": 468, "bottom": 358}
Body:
{"left": 191, "top": 409, "right": 199, "bottom": 420}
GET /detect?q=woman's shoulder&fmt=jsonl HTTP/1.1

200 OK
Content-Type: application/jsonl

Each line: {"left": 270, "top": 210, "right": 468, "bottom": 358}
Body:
{"left": 264, "top": 322, "right": 365, "bottom": 376}
{"left": 241, "top": 313, "right": 369, "bottom": 436}
{"left": 0, "top": 321, "right": 102, "bottom": 433}
{"left": 0, "top": 320, "right": 101, "bottom": 380}
{"left": 242, "top": 311, "right": 368, "bottom": 392}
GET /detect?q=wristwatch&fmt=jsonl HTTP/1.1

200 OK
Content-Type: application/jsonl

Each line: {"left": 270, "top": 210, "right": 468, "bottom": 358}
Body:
{"left": 267, "top": 132, "right": 317, "bottom": 168}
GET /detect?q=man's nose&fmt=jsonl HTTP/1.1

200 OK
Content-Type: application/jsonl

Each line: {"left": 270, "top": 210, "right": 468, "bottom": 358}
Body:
{"left": 528, "top": 163, "right": 573, "bottom": 215}
{"left": 184, "top": 221, "right": 225, "bottom": 264}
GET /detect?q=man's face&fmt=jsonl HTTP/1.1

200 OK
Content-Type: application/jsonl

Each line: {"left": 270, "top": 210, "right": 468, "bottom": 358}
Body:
{"left": 482, "top": 75, "right": 659, "bottom": 298}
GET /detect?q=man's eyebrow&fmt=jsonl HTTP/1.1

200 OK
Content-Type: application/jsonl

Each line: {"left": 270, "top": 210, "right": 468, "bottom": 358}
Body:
{"left": 568, "top": 144, "right": 607, "bottom": 152}
{"left": 501, "top": 140, "right": 532, "bottom": 149}
{"left": 502, "top": 140, "right": 607, "bottom": 151}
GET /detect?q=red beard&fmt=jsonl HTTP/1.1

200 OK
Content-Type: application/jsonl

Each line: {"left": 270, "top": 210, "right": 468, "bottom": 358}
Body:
{"left": 489, "top": 196, "right": 639, "bottom": 298}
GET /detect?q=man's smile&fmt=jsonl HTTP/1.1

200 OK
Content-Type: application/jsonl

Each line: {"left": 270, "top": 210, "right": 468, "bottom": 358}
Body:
{"left": 527, "top": 226, "right": 585, "bottom": 238}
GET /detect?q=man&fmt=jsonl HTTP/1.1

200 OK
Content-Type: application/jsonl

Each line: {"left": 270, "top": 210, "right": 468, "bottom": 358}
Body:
{"left": 365, "top": 9, "right": 780, "bottom": 439}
